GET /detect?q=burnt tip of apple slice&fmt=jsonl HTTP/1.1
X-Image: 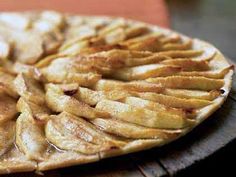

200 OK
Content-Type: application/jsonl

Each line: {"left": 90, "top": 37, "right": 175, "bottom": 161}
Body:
{"left": 220, "top": 89, "right": 225, "bottom": 94}
{"left": 185, "top": 108, "right": 195, "bottom": 114}
{"left": 64, "top": 89, "right": 78, "bottom": 96}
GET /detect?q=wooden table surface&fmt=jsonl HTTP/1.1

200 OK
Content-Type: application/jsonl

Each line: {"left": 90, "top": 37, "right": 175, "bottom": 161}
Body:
{"left": 1, "top": 0, "right": 236, "bottom": 176}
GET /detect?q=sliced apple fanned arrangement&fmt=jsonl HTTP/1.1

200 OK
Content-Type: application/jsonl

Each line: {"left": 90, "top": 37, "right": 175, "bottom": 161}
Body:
{"left": 0, "top": 11, "right": 233, "bottom": 174}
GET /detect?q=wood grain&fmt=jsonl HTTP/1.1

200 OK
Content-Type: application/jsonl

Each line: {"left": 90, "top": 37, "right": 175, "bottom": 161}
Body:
{"left": 131, "top": 153, "right": 167, "bottom": 177}
{"left": 158, "top": 97, "right": 236, "bottom": 176}
{"left": 56, "top": 156, "right": 144, "bottom": 177}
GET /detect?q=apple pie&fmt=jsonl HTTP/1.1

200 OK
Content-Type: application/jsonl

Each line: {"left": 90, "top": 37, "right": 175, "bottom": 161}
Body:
{"left": 0, "top": 11, "right": 234, "bottom": 174}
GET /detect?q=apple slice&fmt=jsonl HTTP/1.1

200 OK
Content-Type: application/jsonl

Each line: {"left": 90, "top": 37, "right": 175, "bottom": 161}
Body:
{"left": 146, "top": 76, "right": 224, "bottom": 91}
{"left": 178, "top": 65, "right": 233, "bottom": 79}
{"left": 92, "top": 118, "right": 182, "bottom": 139}
{"left": 0, "top": 121, "right": 15, "bottom": 157}
{"left": 14, "top": 73, "right": 45, "bottom": 104}
{"left": 164, "top": 89, "right": 221, "bottom": 101}
{"left": 46, "top": 112, "right": 124, "bottom": 154}
{"left": 94, "top": 79, "right": 164, "bottom": 93}
{"left": 46, "top": 84, "right": 109, "bottom": 119}
{"left": 161, "top": 58, "right": 210, "bottom": 71}
{"left": 158, "top": 50, "right": 203, "bottom": 58}
{"left": 111, "top": 64, "right": 181, "bottom": 80}
{"left": 137, "top": 92, "right": 212, "bottom": 109}
{"left": 96, "top": 99, "right": 192, "bottom": 129}
{"left": 0, "top": 93, "right": 17, "bottom": 123}
{"left": 16, "top": 113, "right": 48, "bottom": 161}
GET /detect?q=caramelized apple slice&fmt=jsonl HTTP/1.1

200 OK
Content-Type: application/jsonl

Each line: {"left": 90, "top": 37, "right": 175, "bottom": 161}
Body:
{"left": 94, "top": 79, "right": 164, "bottom": 93}
{"left": 0, "top": 23, "right": 43, "bottom": 64}
{"left": 161, "top": 40, "right": 192, "bottom": 51}
{"left": 161, "top": 59, "right": 210, "bottom": 71}
{"left": 64, "top": 72, "right": 101, "bottom": 87}
{"left": 14, "top": 73, "right": 45, "bottom": 104}
{"left": 111, "top": 64, "right": 181, "bottom": 80}
{"left": 99, "top": 18, "right": 126, "bottom": 35}
{"left": 121, "top": 33, "right": 162, "bottom": 46}
{"left": 16, "top": 113, "right": 48, "bottom": 161}
{"left": 60, "top": 34, "right": 105, "bottom": 55}
{"left": 59, "top": 39, "right": 90, "bottom": 55}
{"left": 158, "top": 50, "right": 203, "bottom": 58}
{"left": 0, "top": 121, "right": 15, "bottom": 156}
{"left": 160, "top": 34, "right": 181, "bottom": 44}
{"left": 41, "top": 31, "right": 64, "bottom": 55}
{"left": 65, "top": 25, "right": 96, "bottom": 42}
{"left": 103, "top": 24, "right": 148, "bottom": 45}
{"left": 92, "top": 49, "right": 152, "bottom": 59}
{"left": 124, "top": 25, "right": 149, "bottom": 39}
{"left": 137, "top": 93, "right": 212, "bottom": 109}
{"left": 33, "top": 11, "right": 65, "bottom": 54}
{"left": 123, "top": 54, "right": 170, "bottom": 66}
{"left": 17, "top": 97, "right": 50, "bottom": 121}
{"left": 85, "top": 17, "right": 109, "bottom": 29}
{"left": 178, "top": 65, "right": 233, "bottom": 79}
{"left": 12, "top": 62, "right": 44, "bottom": 82}
{"left": 79, "top": 53, "right": 169, "bottom": 69}
{"left": 146, "top": 76, "right": 224, "bottom": 91}
{"left": 41, "top": 57, "right": 101, "bottom": 86}
{"left": 125, "top": 54, "right": 170, "bottom": 66}
{"left": 164, "top": 89, "right": 221, "bottom": 101}
{"left": 0, "top": 93, "right": 17, "bottom": 123}
{"left": 77, "top": 43, "right": 127, "bottom": 55}
{"left": 96, "top": 99, "right": 191, "bottom": 129}
{"left": 46, "top": 84, "right": 109, "bottom": 119}
{"left": 92, "top": 118, "right": 182, "bottom": 139}
{"left": 35, "top": 54, "right": 68, "bottom": 68}
{"left": 0, "top": 68, "right": 18, "bottom": 98}
{"left": 45, "top": 112, "right": 122, "bottom": 154}
{"left": 128, "top": 36, "right": 162, "bottom": 52}
{"left": 104, "top": 27, "right": 126, "bottom": 44}
{"left": 74, "top": 86, "right": 130, "bottom": 106}
{"left": 123, "top": 96, "right": 190, "bottom": 118}
{"left": 40, "top": 57, "right": 77, "bottom": 82}
{"left": 13, "top": 31, "right": 44, "bottom": 64}
{"left": 61, "top": 35, "right": 101, "bottom": 56}
{"left": 59, "top": 83, "right": 130, "bottom": 105}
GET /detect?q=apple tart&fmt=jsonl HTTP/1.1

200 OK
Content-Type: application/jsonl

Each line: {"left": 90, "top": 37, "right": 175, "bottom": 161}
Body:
{"left": 0, "top": 11, "right": 234, "bottom": 174}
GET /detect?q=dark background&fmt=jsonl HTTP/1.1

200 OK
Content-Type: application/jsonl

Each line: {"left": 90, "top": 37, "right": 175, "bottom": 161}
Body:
{"left": 166, "top": 0, "right": 236, "bottom": 176}
{"left": 167, "top": 0, "right": 236, "bottom": 61}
